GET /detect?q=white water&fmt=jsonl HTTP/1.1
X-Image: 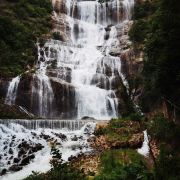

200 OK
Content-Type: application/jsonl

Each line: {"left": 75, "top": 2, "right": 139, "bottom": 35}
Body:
{"left": 5, "top": 76, "right": 21, "bottom": 106}
{"left": 0, "top": 120, "right": 96, "bottom": 179}
{"left": 137, "top": 130, "right": 150, "bottom": 157}
{"left": 31, "top": 44, "right": 55, "bottom": 118}
{"left": 40, "top": 0, "right": 134, "bottom": 119}
{"left": 1, "top": 1, "right": 136, "bottom": 179}
{"left": 4, "top": 0, "right": 134, "bottom": 119}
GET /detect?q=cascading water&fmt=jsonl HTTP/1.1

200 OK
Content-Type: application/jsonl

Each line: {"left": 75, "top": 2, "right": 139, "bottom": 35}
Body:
{"left": 31, "top": 44, "right": 54, "bottom": 118}
{"left": 42, "top": 0, "right": 134, "bottom": 119}
{"left": 5, "top": 76, "right": 21, "bottom": 106}
{"left": 138, "top": 130, "right": 150, "bottom": 157}
{"left": 4, "top": 0, "right": 134, "bottom": 119}
{"left": 1, "top": 0, "right": 135, "bottom": 178}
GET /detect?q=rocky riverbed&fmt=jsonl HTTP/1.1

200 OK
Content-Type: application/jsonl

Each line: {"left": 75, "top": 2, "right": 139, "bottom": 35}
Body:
{"left": 0, "top": 120, "right": 96, "bottom": 180}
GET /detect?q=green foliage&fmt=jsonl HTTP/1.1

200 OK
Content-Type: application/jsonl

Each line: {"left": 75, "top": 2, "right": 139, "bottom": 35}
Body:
{"left": 0, "top": 0, "right": 52, "bottom": 77}
{"left": 129, "top": 19, "right": 148, "bottom": 43}
{"left": 130, "top": 0, "right": 180, "bottom": 113}
{"left": 24, "top": 148, "right": 86, "bottom": 180}
{"left": 138, "top": 0, "right": 180, "bottom": 111}
{"left": 94, "top": 126, "right": 108, "bottom": 136}
{"left": 23, "top": 171, "right": 44, "bottom": 180}
{"left": 134, "top": 0, "right": 155, "bottom": 20}
{"left": 148, "top": 114, "right": 180, "bottom": 149}
{"left": 94, "top": 118, "right": 142, "bottom": 143}
{"left": 146, "top": 114, "right": 180, "bottom": 179}
{"left": 129, "top": 112, "right": 143, "bottom": 122}
{"left": 154, "top": 146, "right": 180, "bottom": 180}
{"left": 94, "top": 150, "right": 153, "bottom": 180}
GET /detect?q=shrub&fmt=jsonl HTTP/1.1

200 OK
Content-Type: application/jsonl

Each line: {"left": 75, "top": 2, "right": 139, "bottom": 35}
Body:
{"left": 154, "top": 146, "right": 180, "bottom": 180}
{"left": 94, "top": 150, "right": 153, "bottom": 180}
{"left": 129, "top": 19, "right": 148, "bottom": 43}
{"left": 0, "top": 0, "right": 52, "bottom": 77}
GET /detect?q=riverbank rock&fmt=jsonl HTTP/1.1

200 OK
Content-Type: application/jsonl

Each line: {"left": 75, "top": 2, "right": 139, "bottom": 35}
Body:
{"left": 128, "top": 133, "right": 144, "bottom": 148}
{"left": 149, "top": 140, "right": 160, "bottom": 158}
{"left": 70, "top": 153, "right": 100, "bottom": 175}
{"left": 9, "top": 165, "right": 22, "bottom": 172}
{"left": 0, "top": 169, "right": 7, "bottom": 176}
{"left": 20, "top": 154, "right": 35, "bottom": 166}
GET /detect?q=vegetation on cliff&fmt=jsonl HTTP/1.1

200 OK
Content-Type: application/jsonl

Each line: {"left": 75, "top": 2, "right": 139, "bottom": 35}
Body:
{"left": 129, "top": 0, "right": 180, "bottom": 117}
{"left": 147, "top": 114, "right": 180, "bottom": 179}
{"left": 94, "top": 150, "right": 152, "bottom": 180}
{"left": 129, "top": 0, "right": 180, "bottom": 179}
{"left": 0, "top": 0, "right": 52, "bottom": 77}
{"left": 94, "top": 117, "right": 143, "bottom": 149}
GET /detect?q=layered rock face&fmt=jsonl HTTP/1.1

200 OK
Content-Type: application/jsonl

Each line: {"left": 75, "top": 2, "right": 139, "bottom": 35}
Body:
{"left": 3, "top": 0, "right": 135, "bottom": 119}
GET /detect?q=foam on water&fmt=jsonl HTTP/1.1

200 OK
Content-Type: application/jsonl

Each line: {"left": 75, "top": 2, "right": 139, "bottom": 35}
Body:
{"left": 4, "top": 0, "right": 134, "bottom": 119}
{"left": 0, "top": 120, "right": 96, "bottom": 180}
{"left": 137, "top": 130, "right": 150, "bottom": 157}
{"left": 5, "top": 76, "right": 21, "bottom": 106}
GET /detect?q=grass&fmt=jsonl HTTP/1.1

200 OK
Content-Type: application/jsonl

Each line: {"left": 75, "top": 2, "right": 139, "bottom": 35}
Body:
{"left": 94, "top": 149, "right": 152, "bottom": 180}
{"left": 95, "top": 118, "right": 142, "bottom": 143}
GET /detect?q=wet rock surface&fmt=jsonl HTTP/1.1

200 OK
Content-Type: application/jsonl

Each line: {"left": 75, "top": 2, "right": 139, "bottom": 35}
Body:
{"left": 0, "top": 120, "right": 96, "bottom": 177}
{"left": 50, "top": 77, "right": 77, "bottom": 118}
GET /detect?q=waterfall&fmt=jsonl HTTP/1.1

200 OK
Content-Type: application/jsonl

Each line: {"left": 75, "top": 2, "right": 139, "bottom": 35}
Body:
{"left": 0, "top": 119, "right": 93, "bottom": 130}
{"left": 0, "top": 1, "right": 135, "bottom": 178}
{"left": 31, "top": 44, "right": 54, "bottom": 118}
{"left": 36, "top": 0, "right": 134, "bottom": 119}
{"left": 5, "top": 76, "right": 21, "bottom": 105}
{"left": 4, "top": 0, "right": 134, "bottom": 119}
{"left": 138, "top": 130, "right": 150, "bottom": 157}
{"left": 44, "top": 0, "right": 134, "bottom": 119}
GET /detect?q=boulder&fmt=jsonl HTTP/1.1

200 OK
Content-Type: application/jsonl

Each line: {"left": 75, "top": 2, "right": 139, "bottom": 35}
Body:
{"left": 81, "top": 116, "right": 96, "bottom": 120}
{"left": 54, "top": 133, "right": 67, "bottom": 141}
{"left": 21, "top": 154, "right": 35, "bottom": 166}
{"left": 128, "top": 133, "right": 143, "bottom": 148}
{"left": 71, "top": 135, "right": 78, "bottom": 141}
{"left": 109, "top": 48, "right": 121, "bottom": 57}
{"left": 18, "top": 148, "right": 26, "bottom": 157}
{"left": 9, "top": 165, "right": 22, "bottom": 172}
{"left": 9, "top": 148, "right": 13, "bottom": 155}
{"left": 14, "top": 158, "right": 20, "bottom": 164}
{"left": 0, "top": 169, "right": 7, "bottom": 176}
{"left": 31, "top": 143, "right": 44, "bottom": 153}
